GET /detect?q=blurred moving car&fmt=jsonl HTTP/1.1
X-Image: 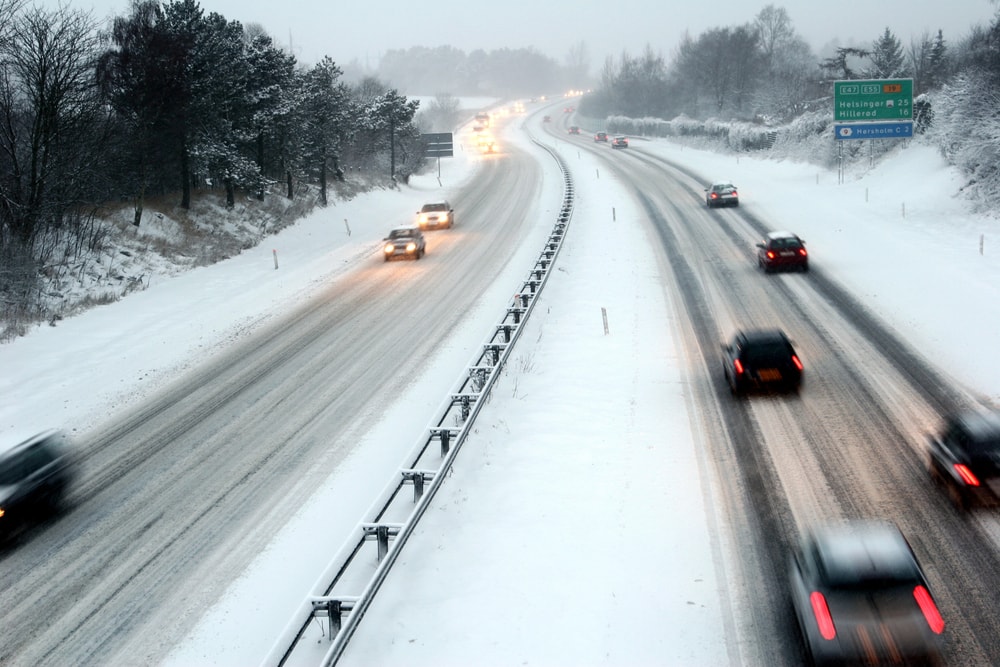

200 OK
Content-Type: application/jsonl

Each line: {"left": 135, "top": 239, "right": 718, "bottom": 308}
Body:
{"left": 383, "top": 227, "right": 426, "bottom": 261}
{"left": 0, "top": 430, "right": 76, "bottom": 534}
{"left": 543, "top": 115, "right": 551, "bottom": 123}
{"left": 594, "top": 131, "right": 608, "bottom": 142}
{"left": 705, "top": 182, "right": 739, "bottom": 208}
{"left": 721, "top": 329, "right": 802, "bottom": 395}
{"left": 927, "top": 409, "right": 1000, "bottom": 510}
{"left": 416, "top": 201, "right": 454, "bottom": 230}
{"left": 789, "top": 521, "right": 945, "bottom": 666}
{"left": 757, "top": 231, "right": 809, "bottom": 273}
{"left": 611, "top": 136, "right": 629, "bottom": 149}
{"left": 568, "top": 125, "right": 581, "bottom": 134}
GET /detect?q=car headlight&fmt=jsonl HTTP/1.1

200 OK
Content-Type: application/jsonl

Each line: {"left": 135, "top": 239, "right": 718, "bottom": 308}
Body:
{"left": 406, "top": 242, "right": 416, "bottom": 252}
{"left": 384, "top": 244, "right": 394, "bottom": 254}
{"left": 440, "top": 212, "right": 448, "bottom": 221}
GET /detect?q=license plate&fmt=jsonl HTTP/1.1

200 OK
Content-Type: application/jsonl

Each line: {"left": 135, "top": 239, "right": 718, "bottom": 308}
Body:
{"left": 780, "top": 251, "right": 795, "bottom": 257}
{"left": 758, "top": 369, "right": 782, "bottom": 381}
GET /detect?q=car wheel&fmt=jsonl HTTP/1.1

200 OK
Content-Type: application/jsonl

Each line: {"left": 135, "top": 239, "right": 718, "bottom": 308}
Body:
{"left": 802, "top": 263, "right": 809, "bottom": 273}
{"left": 733, "top": 201, "right": 739, "bottom": 207}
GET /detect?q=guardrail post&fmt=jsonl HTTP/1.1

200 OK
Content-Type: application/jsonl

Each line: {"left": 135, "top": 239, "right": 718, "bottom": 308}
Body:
{"left": 312, "top": 598, "right": 342, "bottom": 638}
{"left": 520, "top": 293, "right": 529, "bottom": 308}
{"left": 502, "top": 325, "right": 511, "bottom": 343}
{"left": 440, "top": 429, "right": 450, "bottom": 455}
{"left": 377, "top": 524, "right": 390, "bottom": 562}
{"left": 529, "top": 280, "right": 537, "bottom": 294}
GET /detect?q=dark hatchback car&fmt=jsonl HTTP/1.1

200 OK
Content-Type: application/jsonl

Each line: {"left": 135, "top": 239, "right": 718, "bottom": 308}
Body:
{"left": 0, "top": 430, "right": 76, "bottom": 534}
{"left": 722, "top": 329, "right": 802, "bottom": 395}
{"left": 594, "top": 131, "right": 608, "bottom": 142}
{"left": 928, "top": 409, "right": 1000, "bottom": 510}
{"left": 789, "top": 521, "right": 945, "bottom": 666}
{"left": 611, "top": 136, "right": 629, "bottom": 149}
{"left": 568, "top": 125, "right": 581, "bottom": 134}
{"left": 757, "top": 231, "right": 809, "bottom": 273}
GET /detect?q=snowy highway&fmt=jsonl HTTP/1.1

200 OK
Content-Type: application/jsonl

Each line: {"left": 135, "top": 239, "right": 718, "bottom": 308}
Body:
{"left": 4, "top": 100, "right": 1000, "bottom": 665}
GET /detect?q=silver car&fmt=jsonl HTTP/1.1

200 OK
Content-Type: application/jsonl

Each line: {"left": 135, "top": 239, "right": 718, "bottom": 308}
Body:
{"left": 789, "top": 521, "right": 945, "bottom": 665}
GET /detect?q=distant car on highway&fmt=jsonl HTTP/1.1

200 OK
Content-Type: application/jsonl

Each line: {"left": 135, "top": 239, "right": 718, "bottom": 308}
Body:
{"left": 568, "top": 125, "right": 581, "bottom": 134}
{"left": 594, "top": 131, "right": 608, "bottom": 142}
{"left": 927, "top": 409, "right": 1000, "bottom": 510}
{"left": 543, "top": 115, "right": 551, "bottom": 123}
{"left": 721, "top": 329, "right": 802, "bottom": 395}
{"left": 0, "top": 430, "right": 76, "bottom": 536}
{"left": 382, "top": 226, "right": 426, "bottom": 261}
{"left": 416, "top": 201, "right": 454, "bottom": 230}
{"left": 757, "top": 231, "right": 808, "bottom": 273}
{"left": 611, "top": 136, "right": 629, "bottom": 149}
{"left": 705, "top": 182, "right": 739, "bottom": 208}
{"left": 789, "top": 521, "right": 945, "bottom": 665}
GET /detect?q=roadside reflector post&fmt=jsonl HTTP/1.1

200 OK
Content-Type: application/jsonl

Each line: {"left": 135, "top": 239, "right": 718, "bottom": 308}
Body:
{"left": 273, "top": 249, "right": 278, "bottom": 269}
{"left": 602, "top": 307, "right": 609, "bottom": 335}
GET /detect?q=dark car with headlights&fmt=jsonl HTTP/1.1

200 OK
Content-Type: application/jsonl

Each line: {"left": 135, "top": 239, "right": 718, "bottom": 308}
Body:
{"left": 594, "top": 131, "right": 608, "bottom": 142}
{"left": 721, "top": 329, "right": 802, "bottom": 395}
{"left": 789, "top": 521, "right": 945, "bottom": 666}
{"left": 416, "top": 201, "right": 454, "bottom": 230}
{"left": 0, "top": 430, "right": 76, "bottom": 535}
{"left": 928, "top": 409, "right": 1000, "bottom": 510}
{"left": 611, "top": 136, "right": 629, "bottom": 149}
{"left": 757, "top": 231, "right": 808, "bottom": 273}
{"left": 382, "top": 226, "right": 426, "bottom": 261}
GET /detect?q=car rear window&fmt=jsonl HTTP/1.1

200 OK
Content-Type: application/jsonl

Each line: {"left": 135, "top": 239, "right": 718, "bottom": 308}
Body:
{"left": 769, "top": 238, "right": 801, "bottom": 249}
{"left": 743, "top": 342, "right": 792, "bottom": 364}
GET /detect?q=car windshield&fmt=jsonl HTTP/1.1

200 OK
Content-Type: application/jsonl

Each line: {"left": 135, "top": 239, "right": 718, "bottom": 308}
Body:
{"left": 389, "top": 230, "right": 415, "bottom": 239}
{"left": 421, "top": 204, "right": 447, "bottom": 213}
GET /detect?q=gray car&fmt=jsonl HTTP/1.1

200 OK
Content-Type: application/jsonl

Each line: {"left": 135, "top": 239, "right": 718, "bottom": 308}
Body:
{"left": 382, "top": 226, "right": 426, "bottom": 261}
{"left": 789, "top": 521, "right": 945, "bottom": 665}
{"left": 705, "top": 182, "right": 739, "bottom": 207}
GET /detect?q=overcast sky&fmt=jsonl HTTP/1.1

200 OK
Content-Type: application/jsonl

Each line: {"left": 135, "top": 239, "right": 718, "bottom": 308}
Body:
{"left": 73, "top": 0, "right": 998, "bottom": 73}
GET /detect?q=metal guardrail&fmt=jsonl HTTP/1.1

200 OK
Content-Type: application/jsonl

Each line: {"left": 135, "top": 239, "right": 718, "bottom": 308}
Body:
{"left": 262, "top": 137, "right": 573, "bottom": 667}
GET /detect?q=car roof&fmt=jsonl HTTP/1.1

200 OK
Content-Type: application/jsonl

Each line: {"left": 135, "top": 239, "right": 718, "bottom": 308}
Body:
{"left": 951, "top": 410, "right": 1000, "bottom": 440}
{"left": 811, "top": 521, "right": 922, "bottom": 586}
{"left": 766, "top": 230, "right": 800, "bottom": 240}
{"left": 389, "top": 226, "right": 420, "bottom": 233}
{"left": 737, "top": 329, "right": 790, "bottom": 345}
{"left": 0, "top": 429, "right": 67, "bottom": 460}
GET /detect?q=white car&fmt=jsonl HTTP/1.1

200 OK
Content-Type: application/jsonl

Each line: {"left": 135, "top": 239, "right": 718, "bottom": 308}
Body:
{"left": 416, "top": 201, "right": 454, "bottom": 230}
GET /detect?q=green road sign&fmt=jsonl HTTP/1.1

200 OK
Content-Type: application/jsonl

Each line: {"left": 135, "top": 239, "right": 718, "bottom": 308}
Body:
{"left": 834, "top": 79, "right": 913, "bottom": 121}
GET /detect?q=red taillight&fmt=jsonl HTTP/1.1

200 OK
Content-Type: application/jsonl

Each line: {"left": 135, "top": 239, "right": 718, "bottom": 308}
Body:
{"left": 799, "top": 248, "right": 808, "bottom": 257}
{"left": 954, "top": 463, "right": 980, "bottom": 486}
{"left": 767, "top": 250, "right": 777, "bottom": 260}
{"left": 731, "top": 190, "right": 738, "bottom": 196}
{"left": 810, "top": 591, "right": 836, "bottom": 640}
{"left": 733, "top": 359, "right": 745, "bottom": 375}
{"left": 913, "top": 585, "right": 945, "bottom": 634}
{"left": 791, "top": 355, "right": 803, "bottom": 371}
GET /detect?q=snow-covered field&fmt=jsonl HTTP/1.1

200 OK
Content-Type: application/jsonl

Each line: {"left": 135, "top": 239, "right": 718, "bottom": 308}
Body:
{"left": 2, "top": 101, "right": 998, "bottom": 665}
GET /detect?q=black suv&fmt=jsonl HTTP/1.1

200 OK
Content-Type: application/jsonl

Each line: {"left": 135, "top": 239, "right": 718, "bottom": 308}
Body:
{"left": 928, "top": 410, "right": 1000, "bottom": 510}
{"left": 0, "top": 430, "right": 76, "bottom": 533}
{"left": 722, "top": 329, "right": 803, "bottom": 395}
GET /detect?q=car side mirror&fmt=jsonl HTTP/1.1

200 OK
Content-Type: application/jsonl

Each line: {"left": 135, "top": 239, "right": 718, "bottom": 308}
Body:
{"left": 755, "top": 243, "right": 765, "bottom": 249}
